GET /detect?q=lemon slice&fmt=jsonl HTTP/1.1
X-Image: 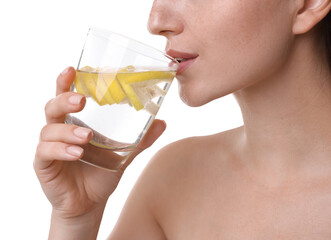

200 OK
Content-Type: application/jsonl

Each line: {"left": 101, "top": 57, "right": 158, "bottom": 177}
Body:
{"left": 74, "top": 66, "right": 93, "bottom": 97}
{"left": 117, "top": 71, "right": 175, "bottom": 111}
{"left": 74, "top": 70, "right": 102, "bottom": 104}
{"left": 76, "top": 70, "right": 116, "bottom": 105}
{"left": 107, "top": 75, "right": 126, "bottom": 103}
{"left": 95, "top": 73, "right": 116, "bottom": 105}
{"left": 75, "top": 66, "right": 175, "bottom": 112}
{"left": 75, "top": 67, "right": 124, "bottom": 106}
{"left": 74, "top": 72, "right": 89, "bottom": 96}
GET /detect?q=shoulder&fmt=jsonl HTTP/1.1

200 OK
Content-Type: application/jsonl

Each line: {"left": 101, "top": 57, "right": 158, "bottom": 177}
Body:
{"left": 121, "top": 126, "right": 243, "bottom": 235}
{"left": 152, "top": 126, "right": 242, "bottom": 165}
{"left": 110, "top": 127, "right": 243, "bottom": 239}
{"left": 141, "top": 126, "right": 244, "bottom": 189}
{"left": 131, "top": 126, "right": 244, "bottom": 219}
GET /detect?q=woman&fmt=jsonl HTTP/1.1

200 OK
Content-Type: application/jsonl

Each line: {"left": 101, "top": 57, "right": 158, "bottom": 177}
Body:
{"left": 34, "top": 0, "right": 331, "bottom": 239}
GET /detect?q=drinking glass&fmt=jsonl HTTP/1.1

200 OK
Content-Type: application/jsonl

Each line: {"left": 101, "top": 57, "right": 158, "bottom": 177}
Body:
{"left": 65, "top": 28, "right": 178, "bottom": 171}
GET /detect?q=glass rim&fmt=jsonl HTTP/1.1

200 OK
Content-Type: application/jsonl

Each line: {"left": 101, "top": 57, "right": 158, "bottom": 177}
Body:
{"left": 87, "top": 27, "right": 179, "bottom": 65}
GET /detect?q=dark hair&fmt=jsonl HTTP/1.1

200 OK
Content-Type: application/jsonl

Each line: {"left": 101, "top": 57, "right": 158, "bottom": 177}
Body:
{"left": 321, "top": 11, "right": 331, "bottom": 69}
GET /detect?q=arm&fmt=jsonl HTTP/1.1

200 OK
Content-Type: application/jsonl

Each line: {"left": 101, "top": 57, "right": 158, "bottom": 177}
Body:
{"left": 49, "top": 204, "right": 106, "bottom": 240}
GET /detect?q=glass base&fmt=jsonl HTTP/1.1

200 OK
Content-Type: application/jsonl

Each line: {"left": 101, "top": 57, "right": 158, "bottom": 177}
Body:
{"left": 64, "top": 114, "right": 152, "bottom": 171}
{"left": 79, "top": 141, "right": 134, "bottom": 171}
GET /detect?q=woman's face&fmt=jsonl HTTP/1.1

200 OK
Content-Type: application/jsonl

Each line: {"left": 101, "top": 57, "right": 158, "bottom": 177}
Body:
{"left": 148, "top": 0, "right": 295, "bottom": 106}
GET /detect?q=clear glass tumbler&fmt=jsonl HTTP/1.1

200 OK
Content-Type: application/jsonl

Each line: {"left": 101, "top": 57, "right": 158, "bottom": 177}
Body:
{"left": 65, "top": 28, "right": 178, "bottom": 171}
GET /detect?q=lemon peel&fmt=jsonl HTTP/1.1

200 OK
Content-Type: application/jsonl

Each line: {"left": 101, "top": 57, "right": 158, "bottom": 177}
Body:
{"left": 117, "top": 71, "right": 175, "bottom": 111}
{"left": 74, "top": 66, "right": 175, "bottom": 115}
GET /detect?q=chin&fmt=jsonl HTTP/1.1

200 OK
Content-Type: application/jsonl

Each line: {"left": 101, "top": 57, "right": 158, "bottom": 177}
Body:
{"left": 177, "top": 79, "right": 235, "bottom": 107}
{"left": 179, "top": 94, "right": 205, "bottom": 107}
{"left": 178, "top": 83, "right": 215, "bottom": 107}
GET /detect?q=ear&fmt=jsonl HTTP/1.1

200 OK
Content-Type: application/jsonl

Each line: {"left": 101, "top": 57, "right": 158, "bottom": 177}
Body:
{"left": 293, "top": 0, "right": 331, "bottom": 34}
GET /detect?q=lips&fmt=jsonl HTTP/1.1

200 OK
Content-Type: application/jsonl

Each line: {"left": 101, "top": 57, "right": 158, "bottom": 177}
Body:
{"left": 166, "top": 49, "right": 198, "bottom": 75}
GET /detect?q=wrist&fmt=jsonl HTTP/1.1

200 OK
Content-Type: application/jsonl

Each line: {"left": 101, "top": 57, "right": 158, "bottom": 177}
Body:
{"left": 49, "top": 204, "right": 106, "bottom": 240}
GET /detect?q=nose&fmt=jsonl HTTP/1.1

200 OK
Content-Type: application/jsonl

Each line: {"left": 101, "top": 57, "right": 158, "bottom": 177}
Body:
{"left": 147, "top": 0, "right": 183, "bottom": 38}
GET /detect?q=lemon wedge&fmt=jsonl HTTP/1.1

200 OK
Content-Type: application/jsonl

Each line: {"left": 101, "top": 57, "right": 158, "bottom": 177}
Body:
{"left": 95, "top": 73, "right": 116, "bottom": 105}
{"left": 106, "top": 75, "right": 126, "bottom": 103}
{"left": 74, "top": 72, "right": 89, "bottom": 97}
{"left": 74, "top": 66, "right": 175, "bottom": 114}
{"left": 74, "top": 70, "right": 102, "bottom": 104}
{"left": 117, "top": 71, "right": 175, "bottom": 111}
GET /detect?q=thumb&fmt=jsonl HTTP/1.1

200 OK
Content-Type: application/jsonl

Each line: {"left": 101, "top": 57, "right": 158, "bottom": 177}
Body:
{"left": 137, "top": 119, "right": 166, "bottom": 150}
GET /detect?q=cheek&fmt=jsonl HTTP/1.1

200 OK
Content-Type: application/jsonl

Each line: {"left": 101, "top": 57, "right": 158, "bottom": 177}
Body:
{"left": 205, "top": 1, "right": 292, "bottom": 72}
{"left": 178, "top": 1, "right": 293, "bottom": 106}
{"left": 212, "top": 4, "right": 291, "bottom": 86}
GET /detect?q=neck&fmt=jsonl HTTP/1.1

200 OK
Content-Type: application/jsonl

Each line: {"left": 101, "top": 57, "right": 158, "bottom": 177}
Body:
{"left": 234, "top": 31, "right": 331, "bottom": 181}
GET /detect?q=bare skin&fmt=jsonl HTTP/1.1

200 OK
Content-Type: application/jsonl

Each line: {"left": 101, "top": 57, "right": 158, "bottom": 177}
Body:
{"left": 34, "top": 0, "right": 331, "bottom": 239}
{"left": 110, "top": 129, "right": 331, "bottom": 239}
{"left": 112, "top": 0, "right": 331, "bottom": 239}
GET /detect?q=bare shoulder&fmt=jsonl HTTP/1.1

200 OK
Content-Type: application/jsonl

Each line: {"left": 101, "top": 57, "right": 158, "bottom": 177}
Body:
{"left": 138, "top": 125, "right": 244, "bottom": 206}
{"left": 146, "top": 125, "right": 243, "bottom": 178}
{"left": 131, "top": 126, "right": 244, "bottom": 234}
{"left": 109, "top": 126, "right": 243, "bottom": 239}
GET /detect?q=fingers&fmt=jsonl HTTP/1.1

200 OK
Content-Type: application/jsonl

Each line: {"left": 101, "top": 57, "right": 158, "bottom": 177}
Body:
{"left": 45, "top": 92, "right": 86, "bottom": 124}
{"left": 45, "top": 67, "right": 84, "bottom": 124}
{"left": 35, "top": 142, "right": 84, "bottom": 167}
{"left": 40, "top": 124, "right": 92, "bottom": 144}
{"left": 56, "top": 66, "right": 76, "bottom": 96}
{"left": 35, "top": 67, "right": 88, "bottom": 170}
{"left": 35, "top": 124, "right": 92, "bottom": 170}
{"left": 137, "top": 119, "right": 166, "bottom": 150}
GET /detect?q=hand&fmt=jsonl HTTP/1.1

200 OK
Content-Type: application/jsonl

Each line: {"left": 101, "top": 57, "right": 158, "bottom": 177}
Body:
{"left": 34, "top": 67, "right": 166, "bottom": 221}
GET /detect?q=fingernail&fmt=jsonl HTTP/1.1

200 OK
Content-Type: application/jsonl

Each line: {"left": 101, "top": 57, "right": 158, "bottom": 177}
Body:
{"left": 61, "top": 67, "right": 70, "bottom": 76}
{"left": 66, "top": 146, "right": 83, "bottom": 157}
{"left": 68, "top": 95, "right": 83, "bottom": 105}
{"left": 73, "top": 127, "right": 92, "bottom": 139}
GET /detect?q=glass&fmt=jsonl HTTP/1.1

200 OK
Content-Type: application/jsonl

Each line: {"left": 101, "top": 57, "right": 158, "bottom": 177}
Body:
{"left": 65, "top": 28, "right": 178, "bottom": 171}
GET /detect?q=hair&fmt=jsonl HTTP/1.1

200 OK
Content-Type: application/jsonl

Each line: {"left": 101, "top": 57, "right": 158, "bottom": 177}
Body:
{"left": 321, "top": 11, "right": 331, "bottom": 70}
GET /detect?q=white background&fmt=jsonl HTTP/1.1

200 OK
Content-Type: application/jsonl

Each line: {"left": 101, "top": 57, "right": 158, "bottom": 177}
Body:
{"left": 0, "top": 0, "right": 242, "bottom": 239}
